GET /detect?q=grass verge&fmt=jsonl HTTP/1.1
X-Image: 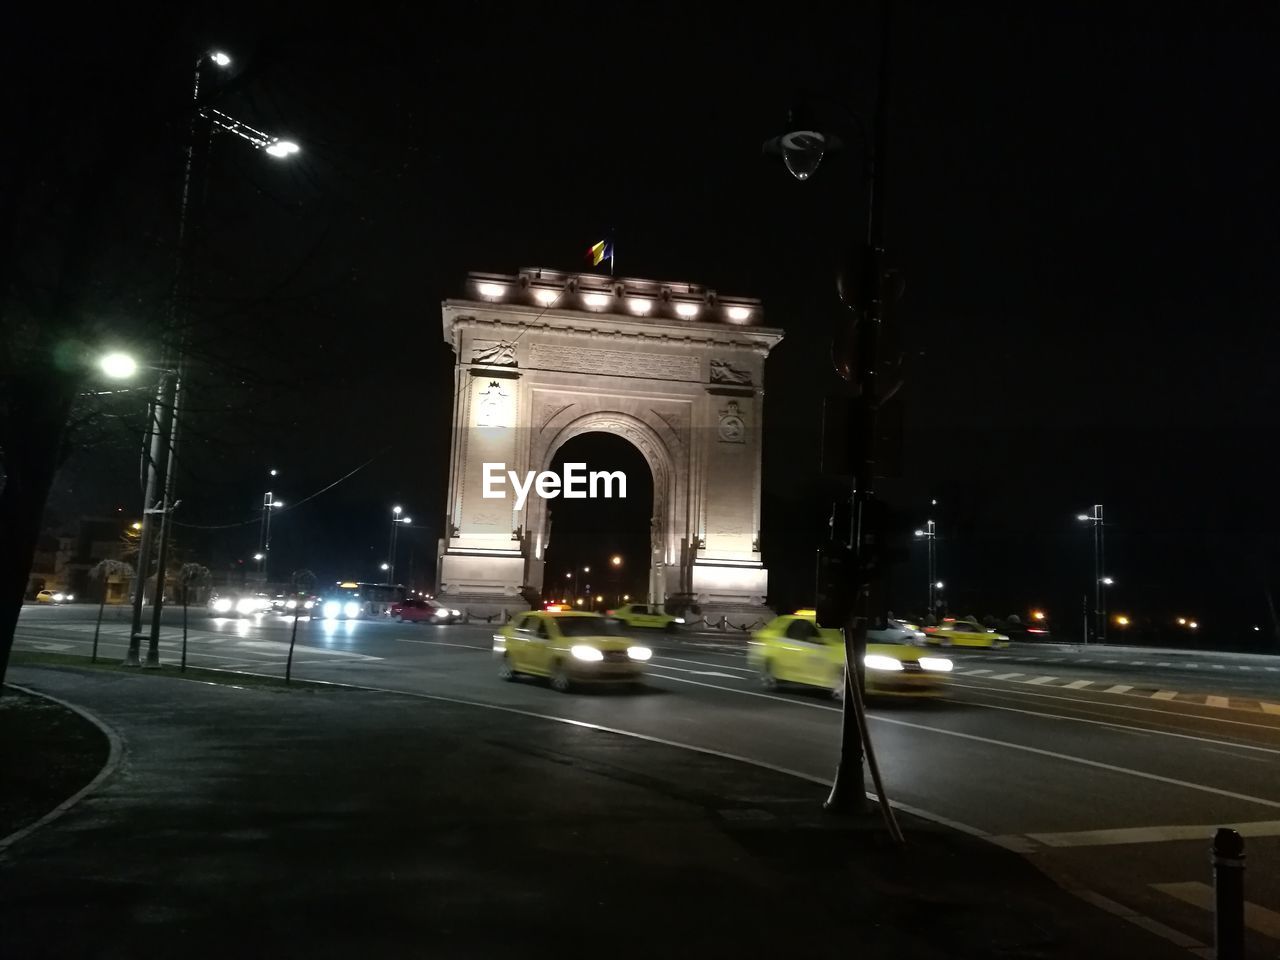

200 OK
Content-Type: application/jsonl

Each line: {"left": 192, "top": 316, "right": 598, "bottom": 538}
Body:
{"left": 9, "top": 651, "right": 334, "bottom": 692}
{"left": 0, "top": 686, "right": 107, "bottom": 840}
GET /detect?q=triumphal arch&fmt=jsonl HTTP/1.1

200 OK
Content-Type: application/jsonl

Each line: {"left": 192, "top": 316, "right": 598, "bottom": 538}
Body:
{"left": 436, "top": 268, "right": 783, "bottom": 622}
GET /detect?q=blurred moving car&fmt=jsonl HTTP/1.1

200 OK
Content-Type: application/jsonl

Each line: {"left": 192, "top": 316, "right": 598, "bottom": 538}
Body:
{"left": 749, "top": 610, "right": 952, "bottom": 699}
{"left": 35, "top": 589, "right": 74, "bottom": 604}
{"left": 607, "top": 602, "right": 685, "bottom": 631}
{"left": 866, "top": 617, "right": 927, "bottom": 645}
{"left": 923, "top": 618, "right": 1010, "bottom": 649}
{"left": 207, "top": 592, "right": 272, "bottom": 617}
{"left": 270, "top": 593, "right": 317, "bottom": 615}
{"left": 998, "top": 615, "right": 1052, "bottom": 642}
{"left": 494, "top": 610, "right": 651, "bottom": 692}
{"left": 391, "top": 597, "right": 462, "bottom": 624}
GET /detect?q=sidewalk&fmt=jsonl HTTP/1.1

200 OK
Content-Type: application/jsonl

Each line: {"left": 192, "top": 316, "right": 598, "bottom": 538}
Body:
{"left": 2, "top": 665, "right": 1187, "bottom": 960}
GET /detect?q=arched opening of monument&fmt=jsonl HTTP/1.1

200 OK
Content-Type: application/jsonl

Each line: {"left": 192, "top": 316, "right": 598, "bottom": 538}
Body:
{"left": 541, "top": 432, "right": 653, "bottom": 610}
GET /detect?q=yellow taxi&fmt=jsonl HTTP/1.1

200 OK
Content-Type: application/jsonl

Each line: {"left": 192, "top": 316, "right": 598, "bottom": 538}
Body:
{"left": 922, "top": 618, "right": 1010, "bottom": 649}
{"left": 606, "top": 603, "right": 685, "bottom": 631}
{"left": 494, "top": 610, "right": 652, "bottom": 692}
{"left": 748, "top": 610, "right": 953, "bottom": 699}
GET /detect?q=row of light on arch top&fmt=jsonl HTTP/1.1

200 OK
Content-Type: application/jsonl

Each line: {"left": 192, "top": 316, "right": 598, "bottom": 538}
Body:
{"left": 473, "top": 280, "right": 754, "bottom": 324}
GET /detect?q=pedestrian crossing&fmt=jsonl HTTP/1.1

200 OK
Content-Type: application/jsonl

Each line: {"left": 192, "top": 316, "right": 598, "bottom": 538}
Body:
{"left": 952, "top": 667, "right": 1280, "bottom": 714}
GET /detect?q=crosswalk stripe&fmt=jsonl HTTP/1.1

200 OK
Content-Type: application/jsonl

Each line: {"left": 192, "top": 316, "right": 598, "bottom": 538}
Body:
{"left": 1261, "top": 702, "right": 1280, "bottom": 715}
{"left": 1063, "top": 679, "right": 1093, "bottom": 689}
{"left": 962, "top": 668, "right": 992, "bottom": 675}
{"left": 989, "top": 672, "right": 1023, "bottom": 680}
{"left": 1025, "top": 676, "right": 1057, "bottom": 685}
{"left": 1151, "top": 691, "right": 1178, "bottom": 700}
{"left": 1104, "top": 684, "right": 1133, "bottom": 694}
{"left": 1205, "top": 695, "right": 1230, "bottom": 709}
{"left": 1152, "top": 881, "right": 1280, "bottom": 940}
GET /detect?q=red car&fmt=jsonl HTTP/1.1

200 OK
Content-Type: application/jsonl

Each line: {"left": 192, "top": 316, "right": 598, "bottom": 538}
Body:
{"left": 390, "top": 597, "right": 462, "bottom": 624}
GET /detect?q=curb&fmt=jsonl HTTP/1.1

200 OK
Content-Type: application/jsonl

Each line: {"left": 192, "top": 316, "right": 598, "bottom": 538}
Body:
{"left": 0, "top": 681, "right": 126, "bottom": 856}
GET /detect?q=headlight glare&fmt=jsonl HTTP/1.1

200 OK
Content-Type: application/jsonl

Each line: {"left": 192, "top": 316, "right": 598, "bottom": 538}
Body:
{"left": 322, "top": 600, "right": 340, "bottom": 619}
{"left": 627, "top": 646, "right": 652, "bottom": 661}
{"left": 863, "top": 654, "right": 904, "bottom": 672}
{"left": 919, "top": 657, "right": 953, "bottom": 672}
{"left": 213, "top": 597, "right": 233, "bottom": 613}
{"left": 571, "top": 644, "right": 603, "bottom": 662}
{"left": 344, "top": 601, "right": 361, "bottom": 619}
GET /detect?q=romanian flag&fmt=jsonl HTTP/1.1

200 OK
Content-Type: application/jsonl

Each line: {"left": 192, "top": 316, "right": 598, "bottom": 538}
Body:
{"left": 586, "top": 239, "right": 614, "bottom": 267}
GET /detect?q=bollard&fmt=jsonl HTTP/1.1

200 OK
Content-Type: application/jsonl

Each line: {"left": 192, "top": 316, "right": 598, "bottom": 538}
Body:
{"left": 1212, "top": 827, "right": 1245, "bottom": 960}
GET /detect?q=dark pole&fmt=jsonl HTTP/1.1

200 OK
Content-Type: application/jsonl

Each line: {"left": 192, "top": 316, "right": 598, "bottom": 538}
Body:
{"left": 181, "top": 582, "right": 189, "bottom": 672}
{"left": 1098, "top": 504, "right": 1107, "bottom": 641}
{"left": 1212, "top": 828, "right": 1245, "bottom": 960}
{"left": 124, "top": 384, "right": 167, "bottom": 666}
{"left": 825, "top": 0, "right": 892, "bottom": 815}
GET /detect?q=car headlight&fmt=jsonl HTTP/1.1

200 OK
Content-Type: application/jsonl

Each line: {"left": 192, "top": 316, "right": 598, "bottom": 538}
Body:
{"left": 213, "top": 597, "right": 233, "bottom": 613}
{"left": 235, "top": 598, "right": 257, "bottom": 615}
{"left": 323, "top": 600, "right": 340, "bottom": 619}
{"left": 919, "top": 657, "right": 953, "bottom": 672}
{"left": 571, "top": 645, "right": 604, "bottom": 662}
{"left": 435, "top": 607, "right": 449, "bottom": 617}
{"left": 66, "top": 594, "right": 75, "bottom": 601}
{"left": 627, "top": 646, "right": 652, "bottom": 661}
{"left": 450, "top": 609, "right": 461, "bottom": 617}
{"left": 863, "top": 654, "right": 904, "bottom": 672}
{"left": 286, "top": 599, "right": 297, "bottom": 609}
{"left": 304, "top": 600, "right": 314, "bottom": 609}
{"left": 344, "top": 601, "right": 361, "bottom": 619}
{"left": 53, "top": 592, "right": 65, "bottom": 601}
{"left": 673, "top": 617, "right": 685, "bottom": 625}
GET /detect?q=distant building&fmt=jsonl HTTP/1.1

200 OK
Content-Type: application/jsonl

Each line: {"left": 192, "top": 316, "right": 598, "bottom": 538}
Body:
{"left": 26, "top": 516, "right": 136, "bottom": 603}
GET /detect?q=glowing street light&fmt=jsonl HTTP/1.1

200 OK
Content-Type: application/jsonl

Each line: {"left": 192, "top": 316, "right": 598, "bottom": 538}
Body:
{"left": 253, "top": 553, "right": 264, "bottom": 561}
{"left": 611, "top": 555, "right": 622, "bottom": 567}
{"left": 388, "top": 506, "right": 412, "bottom": 583}
{"left": 264, "top": 139, "right": 300, "bottom": 159}
{"left": 1031, "top": 610, "right": 1046, "bottom": 621}
{"left": 1189, "top": 620, "right": 1199, "bottom": 630}
{"left": 1114, "top": 614, "right": 1130, "bottom": 627}
{"left": 99, "top": 352, "right": 139, "bottom": 379}
{"left": 210, "top": 51, "right": 231, "bottom": 67}
{"left": 1076, "top": 505, "right": 1109, "bottom": 642}
{"left": 1177, "top": 617, "right": 1188, "bottom": 626}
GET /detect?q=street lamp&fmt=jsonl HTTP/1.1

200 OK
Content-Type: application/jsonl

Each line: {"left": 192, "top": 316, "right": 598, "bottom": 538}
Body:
{"left": 122, "top": 47, "right": 299, "bottom": 669}
{"left": 764, "top": 0, "right": 896, "bottom": 823}
{"left": 1076, "top": 504, "right": 1108, "bottom": 643}
{"left": 259, "top": 472, "right": 283, "bottom": 580}
{"left": 388, "top": 506, "right": 412, "bottom": 584}
{"left": 99, "top": 352, "right": 139, "bottom": 379}
{"left": 914, "top": 519, "right": 938, "bottom": 617}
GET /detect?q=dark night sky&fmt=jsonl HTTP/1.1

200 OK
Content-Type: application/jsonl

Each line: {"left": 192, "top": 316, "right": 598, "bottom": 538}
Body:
{"left": 30, "top": 2, "right": 1280, "bottom": 646}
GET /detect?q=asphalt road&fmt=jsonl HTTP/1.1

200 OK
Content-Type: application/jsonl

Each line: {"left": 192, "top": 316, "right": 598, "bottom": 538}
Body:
{"left": 14, "top": 603, "right": 1280, "bottom": 958}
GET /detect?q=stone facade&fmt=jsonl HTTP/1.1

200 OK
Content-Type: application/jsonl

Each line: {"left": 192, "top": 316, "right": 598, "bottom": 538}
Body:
{"left": 436, "top": 269, "right": 783, "bottom": 621}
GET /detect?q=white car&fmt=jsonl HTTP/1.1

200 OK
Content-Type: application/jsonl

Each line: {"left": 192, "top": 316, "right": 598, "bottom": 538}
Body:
{"left": 866, "top": 618, "right": 927, "bottom": 645}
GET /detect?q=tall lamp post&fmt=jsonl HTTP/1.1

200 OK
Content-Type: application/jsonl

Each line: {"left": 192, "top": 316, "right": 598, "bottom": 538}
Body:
{"left": 913, "top": 519, "right": 937, "bottom": 617}
{"left": 388, "top": 506, "right": 412, "bottom": 584}
{"left": 259, "top": 470, "right": 283, "bottom": 580}
{"left": 120, "top": 48, "right": 300, "bottom": 668}
{"left": 1076, "top": 504, "right": 1109, "bottom": 642}
{"left": 763, "top": 0, "right": 896, "bottom": 821}
{"left": 610, "top": 554, "right": 623, "bottom": 605}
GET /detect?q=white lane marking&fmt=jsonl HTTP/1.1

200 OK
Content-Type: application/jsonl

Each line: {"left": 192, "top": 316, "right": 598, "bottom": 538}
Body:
{"left": 191, "top": 666, "right": 992, "bottom": 842}
{"left": 1205, "top": 695, "right": 1230, "bottom": 709}
{"left": 947, "top": 679, "right": 1280, "bottom": 732}
{"left": 1104, "top": 684, "right": 1133, "bottom": 694}
{"left": 1030, "top": 820, "right": 1280, "bottom": 848}
{"left": 1153, "top": 882, "right": 1280, "bottom": 941}
{"left": 1073, "top": 889, "right": 1209, "bottom": 954}
{"left": 1211, "top": 665, "right": 1225, "bottom": 670}
{"left": 868, "top": 714, "right": 1280, "bottom": 811}
{"left": 652, "top": 655, "right": 756, "bottom": 674}
{"left": 630, "top": 671, "right": 1280, "bottom": 809}
{"left": 1025, "top": 676, "right": 1057, "bottom": 685}
{"left": 390, "top": 637, "right": 490, "bottom": 651}
{"left": 1267, "top": 667, "right": 1279, "bottom": 673}
{"left": 649, "top": 666, "right": 746, "bottom": 680}
{"left": 1129, "top": 661, "right": 1145, "bottom": 666}
{"left": 1263, "top": 703, "right": 1280, "bottom": 716}
{"left": 1157, "top": 662, "right": 1172, "bottom": 667}
{"left": 989, "top": 672, "right": 1024, "bottom": 680}
{"left": 1062, "top": 679, "right": 1093, "bottom": 689}
{"left": 959, "top": 668, "right": 993, "bottom": 675}
{"left": 1151, "top": 691, "right": 1179, "bottom": 700}
{"left": 951, "top": 698, "right": 1280, "bottom": 756}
